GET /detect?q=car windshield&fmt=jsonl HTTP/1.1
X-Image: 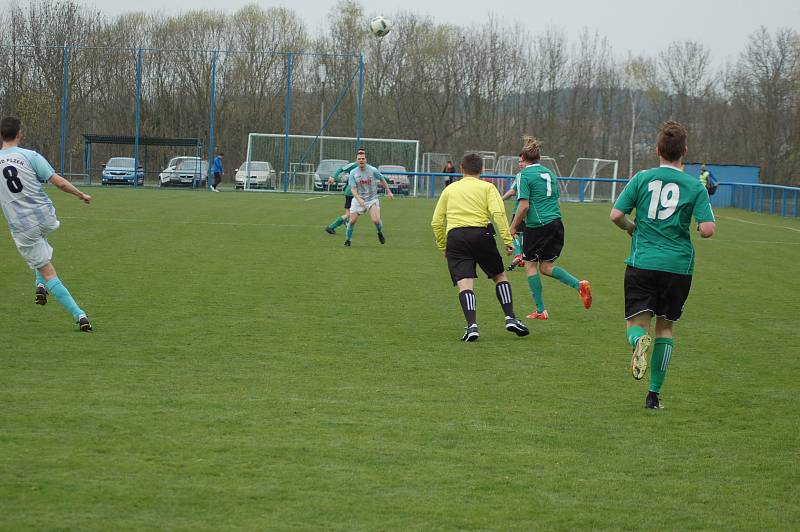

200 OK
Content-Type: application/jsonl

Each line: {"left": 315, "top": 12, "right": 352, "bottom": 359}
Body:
{"left": 176, "top": 160, "right": 203, "bottom": 171}
{"left": 108, "top": 157, "right": 134, "bottom": 168}
{"left": 317, "top": 160, "right": 348, "bottom": 174}
{"left": 242, "top": 161, "right": 269, "bottom": 171}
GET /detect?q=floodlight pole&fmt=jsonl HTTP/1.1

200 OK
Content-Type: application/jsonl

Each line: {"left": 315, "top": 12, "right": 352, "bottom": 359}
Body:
{"left": 319, "top": 63, "right": 327, "bottom": 163}
{"left": 208, "top": 49, "right": 218, "bottom": 191}
{"left": 59, "top": 45, "right": 69, "bottom": 176}
{"left": 283, "top": 53, "right": 293, "bottom": 192}
{"left": 356, "top": 54, "right": 364, "bottom": 148}
{"left": 133, "top": 47, "right": 142, "bottom": 189}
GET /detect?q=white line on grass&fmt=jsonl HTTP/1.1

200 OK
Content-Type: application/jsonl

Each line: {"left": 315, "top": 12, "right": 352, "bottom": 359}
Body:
{"left": 718, "top": 215, "right": 800, "bottom": 233}
{"left": 705, "top": 239, "right": 800, "bottom": 246}
{"left": 303, "top": 196, "right": 329, "bottom": 201}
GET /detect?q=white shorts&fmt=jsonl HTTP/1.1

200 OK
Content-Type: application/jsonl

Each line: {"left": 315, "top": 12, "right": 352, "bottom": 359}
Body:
{"left": 12, "top": 217, "right": 60, "bottom": 269}
{"left": 350, "top": 198, "right": 379, "bottom": 216}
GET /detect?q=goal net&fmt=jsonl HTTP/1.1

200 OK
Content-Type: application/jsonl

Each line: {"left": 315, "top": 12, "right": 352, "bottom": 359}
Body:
{"left": 421, "top": 152, "right": 452, "bottom": 197}
{"left": 245, "top": 133, "right": 419, "bottom": 193}
{"left": 561, "top": 158, "right": 620, "bottom": 202}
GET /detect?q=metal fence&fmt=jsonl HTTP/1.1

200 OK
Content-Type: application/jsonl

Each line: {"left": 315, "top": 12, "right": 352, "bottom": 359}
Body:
{"left": 0, "top": 44, "right": 364, "bottom": 189}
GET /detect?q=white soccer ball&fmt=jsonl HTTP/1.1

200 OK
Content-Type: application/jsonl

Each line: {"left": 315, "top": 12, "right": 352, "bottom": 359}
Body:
{"left": 370, "top": 16, "right": 392, "bottom": 38}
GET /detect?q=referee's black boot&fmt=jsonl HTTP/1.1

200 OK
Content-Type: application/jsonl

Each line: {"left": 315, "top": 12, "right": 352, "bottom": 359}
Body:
{"left": 505, "top": 317, "right": 529, "bottom": 337}
{"left": 461, "top": 324, "right": 479, "bottom": 342}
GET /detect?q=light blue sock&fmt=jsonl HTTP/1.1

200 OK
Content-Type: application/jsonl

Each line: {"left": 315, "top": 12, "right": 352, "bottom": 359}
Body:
{"left": 35, "top": 271, "right": 45, "bottom": 287}
{"left": 345, "top": 224, "right": 354, "bottom": 241}
{"left": 45, "top": 277, "right": 85, "bottom": 321}
{"left": 374, "top": 221, "right": 383, "bottom": 233}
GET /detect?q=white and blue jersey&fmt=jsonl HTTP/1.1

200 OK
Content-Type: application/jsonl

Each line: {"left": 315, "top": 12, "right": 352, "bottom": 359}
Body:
{"left": 0, "top": 147, "right": 56, "bottom": 233}
{"left": 348, "top": 165, "right": 385, "bottom": 203}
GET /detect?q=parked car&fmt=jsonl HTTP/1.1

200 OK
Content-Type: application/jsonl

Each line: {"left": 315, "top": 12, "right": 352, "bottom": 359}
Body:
{"left": 313, "top": 159, "right": 349, "bottom": 191}
{"left": 101, "top": 157, "right": 144, "bottom": 186}
{"left": 159, "top": 156, "right": 201, "bottom": 186}
{"left": 234, "top": 161, "right": 277, "bottom": 190}
{"left": 159, "top": 157, "right": 208, "bottom": 187}
{"left": 378, "top": 164, "right": 409, "bottom": 195}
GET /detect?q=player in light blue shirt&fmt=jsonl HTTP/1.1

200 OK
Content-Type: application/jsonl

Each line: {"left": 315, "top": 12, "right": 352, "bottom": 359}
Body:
{"left": 0, "top": 116, "right": 93, "bottom": 331}
{"left": 343, "top": 150, "right": 393, "bottom": 247}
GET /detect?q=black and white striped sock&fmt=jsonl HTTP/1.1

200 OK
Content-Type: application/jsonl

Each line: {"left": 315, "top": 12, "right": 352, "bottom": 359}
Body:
{"left": 458, "top": 289, "right": 477, "bottom": 325}
{"left": 495, "top": 281, "right": 515, "bottom": 318}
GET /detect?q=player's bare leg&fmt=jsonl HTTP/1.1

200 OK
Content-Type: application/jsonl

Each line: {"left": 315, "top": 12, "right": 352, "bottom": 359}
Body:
{"left": 368, "top": 204, "right": 385, "bottom": 244}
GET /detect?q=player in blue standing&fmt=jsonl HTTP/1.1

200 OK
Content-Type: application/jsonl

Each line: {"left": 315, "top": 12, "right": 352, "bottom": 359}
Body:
{"left": 344, "top": 150, "right": 393, "bottom": 247}
{"left": 610, "top": 121, "right": 716, "bottom": 409}
{"left": 0, "top": 116, "right": 93, "bottom": 331}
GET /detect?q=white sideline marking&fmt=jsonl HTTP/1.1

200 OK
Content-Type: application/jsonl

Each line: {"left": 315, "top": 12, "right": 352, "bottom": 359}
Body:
{"left": 718, "top": 215, "right": 800, "bottom": 233}
{"left": 303, "top": 195, "right": 329, "bottom": 202}
{"left": 707, "top": 239, "right": 800, "bottom": 246}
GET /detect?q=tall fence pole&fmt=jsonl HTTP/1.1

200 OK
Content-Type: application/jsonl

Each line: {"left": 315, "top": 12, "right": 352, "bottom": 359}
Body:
{"left": 133, "top": 47, "right": 142, "bottom": 188}
{"left": 283, "top": 52, "right": 293, "bottom": 192}
{"left": 356, "top": 54, "right": 364, "bottom": 148}
{"left": 59, "top": 45, "right": 70, "bottom": 176}
{"left": 208, "top": 49, "right": 218, "bottom": 191}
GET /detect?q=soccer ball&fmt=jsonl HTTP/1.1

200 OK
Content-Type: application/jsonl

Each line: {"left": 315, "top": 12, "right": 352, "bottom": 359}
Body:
{"left": 370, "top": 16, "right": 392, "bottom": 38}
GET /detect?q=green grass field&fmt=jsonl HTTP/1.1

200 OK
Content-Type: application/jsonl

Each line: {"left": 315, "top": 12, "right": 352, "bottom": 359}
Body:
{"left": 1, "top": 188, "right": 799, "bottom": 530}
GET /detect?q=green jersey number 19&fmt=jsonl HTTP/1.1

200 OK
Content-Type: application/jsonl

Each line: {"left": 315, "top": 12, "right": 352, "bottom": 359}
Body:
{"left": 647, "top": 180, "right": 679, "bottom": 220}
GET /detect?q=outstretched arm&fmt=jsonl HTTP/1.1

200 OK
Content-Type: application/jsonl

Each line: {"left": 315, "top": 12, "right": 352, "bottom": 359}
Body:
{"left": 48, "top": 173, "right": 91, "bottom": 204}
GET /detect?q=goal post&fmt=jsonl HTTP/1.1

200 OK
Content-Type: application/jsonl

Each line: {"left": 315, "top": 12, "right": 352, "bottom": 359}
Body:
{"left": 245, "top": 133, "right": 419, "bottom": 193}
{"left": 563, "top": 158, "right": 620, "bottom": 202}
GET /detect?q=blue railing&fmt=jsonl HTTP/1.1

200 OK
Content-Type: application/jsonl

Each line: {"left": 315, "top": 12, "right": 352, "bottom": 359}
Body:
{"left": 719, "top": 182, "right": 800, "bottom": 217}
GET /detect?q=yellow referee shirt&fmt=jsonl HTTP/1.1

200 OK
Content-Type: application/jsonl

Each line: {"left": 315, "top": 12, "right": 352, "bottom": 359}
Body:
{"left": 431, "top": 175, "right": 512, "bottom": 251}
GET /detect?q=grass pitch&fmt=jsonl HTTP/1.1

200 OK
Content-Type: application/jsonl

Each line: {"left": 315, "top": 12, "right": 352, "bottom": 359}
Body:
{"left": 1, "top": 188, "right": 799, "bottom": 530}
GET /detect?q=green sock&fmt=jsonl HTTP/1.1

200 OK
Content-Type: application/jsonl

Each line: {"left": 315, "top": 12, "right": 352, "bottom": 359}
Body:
{"left": 649, "top": 338, "right": 673, "bottom": 393}
{"left": 527, "top": 274, "right": 545, "bottom": 312}
{"left": 329, "top": 216, "right": 345, "bottom": 229}
{"left": 626, "top": 325, "right": 647, "bottom": 348}
{"left": 551, "top": 266, "right": 580, "bottom": 290}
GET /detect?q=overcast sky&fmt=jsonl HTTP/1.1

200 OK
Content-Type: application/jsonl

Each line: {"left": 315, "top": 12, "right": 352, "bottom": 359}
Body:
{"left": 26, "top": 0, "right": 800, "bottom": 63}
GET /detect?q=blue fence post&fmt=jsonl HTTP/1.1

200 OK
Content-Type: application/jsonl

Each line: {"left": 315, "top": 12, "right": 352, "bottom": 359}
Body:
{"left": 133, "top": 47, "right": 142, "bottom": 189}
{"left": 207, "top": 48, "right": 217, "bottom": 191}
{"left": 770, "top": 188, "right": 775, "bottom": 214}
{"left": 283, "top": 52, "right": 293, "bottom": 192}
{"left": 578, "top": 179, "right": 585, "bottom": 202}
{"left": 59, "top": 45, "right": 70, "bottom": 176}
{"left": 356, "top": 54, "right": 364, "bottom": 149}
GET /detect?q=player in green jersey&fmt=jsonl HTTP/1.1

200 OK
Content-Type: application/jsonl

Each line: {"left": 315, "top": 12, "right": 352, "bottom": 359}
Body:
{"left": 501, "top": 153, "right": 525, "bottom": 271}
{"left": 610, "top": 121, "right": 716, "bottom": 409}
{"left": 509, "top": 136, "right": 592, "bottom": 321}
{"left": 324, "top": 150, "right": 363, "bottom": 235}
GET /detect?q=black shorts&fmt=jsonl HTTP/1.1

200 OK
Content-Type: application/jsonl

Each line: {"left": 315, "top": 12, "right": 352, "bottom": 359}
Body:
{"left": 446, "top": 227, "right": 504, "bottom": 285}
{"left": 522, "top": 219, "right": 564, "bottom": 262}
{"left": 344, "top": 195, "right": 353, "bottom": 209}
{"left": 624, "top": 266, "right": 693, "bottom": 322}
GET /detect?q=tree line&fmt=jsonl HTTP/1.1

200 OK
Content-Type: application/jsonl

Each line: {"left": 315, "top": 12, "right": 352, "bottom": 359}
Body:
{"left": 1, "top": 0, "right": 798, "bottom": 184}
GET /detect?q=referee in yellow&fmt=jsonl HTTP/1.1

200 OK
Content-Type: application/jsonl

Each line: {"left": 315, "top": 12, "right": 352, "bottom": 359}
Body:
{"left": 431, "top": 153, "right": 530, "bottom": 342}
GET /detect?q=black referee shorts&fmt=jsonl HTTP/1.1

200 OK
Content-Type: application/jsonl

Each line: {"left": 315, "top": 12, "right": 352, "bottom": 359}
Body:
{"left": 446, "top": 227, "right": 504, "bottom": 285}
{"left": 522, "top": 219, "right": 564, "bottom": 262}
{"left": 624, "top": 265, "right": 693, "bottom": 322}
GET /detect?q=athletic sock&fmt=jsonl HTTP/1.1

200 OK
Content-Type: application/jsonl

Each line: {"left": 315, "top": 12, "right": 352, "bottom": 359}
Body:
{"left": 527, "top": 274, "right": 545, "bottom": 313}
{"left": 44, "top": 277, "right": 85, "bottom": 321}
{"left": 495, "top": 281, "right": 515, "bottom": 318}
{"left": 626, "top": 325, "right": 648, "bottom": 348}
{"left": 551, "top": 266, "right": 580, "bottom": 290}
{"left": 458, "top": 289, "right": 477, "bottom": 325}
{"left": 374, "top": 221, "right": 383, "bottom": 233}
{"left": 35, "top": 271, "right": 45, "bottom": 287}
{"left": 649, "top": 338, "right": 674, "bottom": 393}
{"left": 329, "top": 216, "right": 345, "bottom": 229}
{"left": 345, "top": 224, "right": 354, "bottom": 241}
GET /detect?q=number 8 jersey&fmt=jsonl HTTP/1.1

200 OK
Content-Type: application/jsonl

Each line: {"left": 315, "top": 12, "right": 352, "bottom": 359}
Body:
{"left": 0, "top": 147, "right": 56, "bottom": 233}
{"left": 614, "top": 165, "right": 715, "bottom": 275}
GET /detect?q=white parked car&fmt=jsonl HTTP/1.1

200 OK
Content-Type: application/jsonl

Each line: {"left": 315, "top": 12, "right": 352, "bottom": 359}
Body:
{"left": 159, "top": 157, "right": 208, "bottom": 187}
{"left": 235, "top": 161, "right": 277, "bottom": 190}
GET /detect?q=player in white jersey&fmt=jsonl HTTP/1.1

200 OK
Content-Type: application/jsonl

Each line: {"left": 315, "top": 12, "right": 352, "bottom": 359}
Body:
{"left": 0, "top": 117, "right": 93, "bottom": 331}
{"left": 343, "top": 150, "right": 393, "bottom": 247}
